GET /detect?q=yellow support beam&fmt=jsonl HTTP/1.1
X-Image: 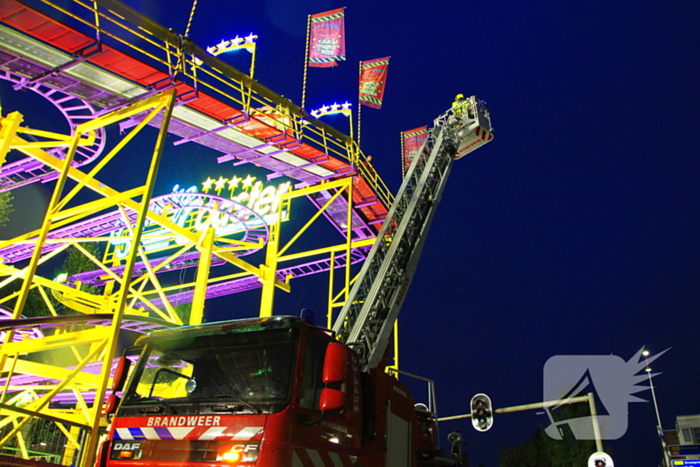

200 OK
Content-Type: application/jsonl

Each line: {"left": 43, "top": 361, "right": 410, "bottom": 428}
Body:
{"left": 278, "top": 238, "right": 374, "bottom": 262}
{"left": 190, "top": 227, "right": 215, "bottom": 325}
{"left": 81, "top": 90, "right": 177, "bottom": 467}
{"left": 0, "top": 328, "right": 109, "bottom": 356}
{"left": 259, "top": 178, "right": 359, "bottom": 317}
{"left": 1, "top": 359, "right": 104, "bottom": 388}
{"left": 0, "top": 111, "right": 23, "bottom": 166}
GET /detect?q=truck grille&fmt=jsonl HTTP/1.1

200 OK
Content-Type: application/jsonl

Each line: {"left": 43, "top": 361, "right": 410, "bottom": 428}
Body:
{"left": 112, "top": 440, "right": 244, "bottom": 462}
{"left": 145, "top": 440, "right": 219, "bottom": 462}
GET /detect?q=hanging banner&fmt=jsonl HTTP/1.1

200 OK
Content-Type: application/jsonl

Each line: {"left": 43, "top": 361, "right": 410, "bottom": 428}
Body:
{"left": 308, "top": 8, "right": 346, "bottom": 68}
{"left": 359, "top": 57, "right": 390, "bottom": 108}
{"left": 401, "top": 126, "right": 428, "bottom": 177}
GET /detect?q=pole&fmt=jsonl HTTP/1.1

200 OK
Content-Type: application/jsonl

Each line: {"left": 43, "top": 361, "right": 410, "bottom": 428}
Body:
{"left": 644, "top": 350, "right": 670, "bottom": 467}
{"left": 437, "top": 395, "right": 590, "bottom": 421}
{"left": 400, "top": 130, "right": 406, "bottom": 178}
{"left": 184, "top": 0, "right": 198, "bottom": 39}
{"left": 357, "top": 61, "right": 363, "bottom": 146}
{"left": 644, "top": 353, "right": 664, "bottom": 431}
{"left": 301, "top": 15, "right": 311, "bottom": 111}
{"left": 587, "top": 392, "right": 604, "bottom": 453}
{"left": 249, "top": 42, "right": 257, "bottom": 80}
{"left": 348, "top": 107, "right": 354, "bottom": 142}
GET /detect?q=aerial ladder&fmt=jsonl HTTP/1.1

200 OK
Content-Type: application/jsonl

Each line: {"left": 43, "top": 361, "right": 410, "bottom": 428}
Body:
{"left": 334, "top": 97, "right": 493, "bottom": 372}
{"left": 92, "top": 100, "right": 492, "bottom": 467}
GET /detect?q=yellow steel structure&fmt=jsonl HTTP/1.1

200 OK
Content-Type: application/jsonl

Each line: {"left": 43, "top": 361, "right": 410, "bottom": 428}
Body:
{"left": 259, "top": 177, "right": 375, "bottom": 318}
{"left": 0, "top": 92, "right": 378, "bottom": 467}
{"left": 0, "top": 1, "right": 396, "bottom": 465}
{"left": 0, "top": 90, "right": 179, "bottom": 467}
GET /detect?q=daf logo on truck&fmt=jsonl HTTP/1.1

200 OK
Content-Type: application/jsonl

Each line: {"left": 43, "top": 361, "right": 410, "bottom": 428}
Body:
{"left": 112, "top": 442, "right": 141, "bottom": 450}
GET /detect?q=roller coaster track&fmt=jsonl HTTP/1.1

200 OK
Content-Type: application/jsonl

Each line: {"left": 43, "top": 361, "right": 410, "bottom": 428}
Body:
{"left": 0, "top": 68, "right": 107, "bottom": 192}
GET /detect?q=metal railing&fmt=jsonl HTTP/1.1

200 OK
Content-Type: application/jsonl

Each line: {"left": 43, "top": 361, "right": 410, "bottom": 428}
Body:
{"left": 14, "top": 0, "right": 393, "bottom": 210}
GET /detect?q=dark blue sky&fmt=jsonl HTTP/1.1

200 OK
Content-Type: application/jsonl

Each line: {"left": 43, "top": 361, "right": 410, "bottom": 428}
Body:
{"left": 4, "top": 0, "right": 700, "bottom": 465}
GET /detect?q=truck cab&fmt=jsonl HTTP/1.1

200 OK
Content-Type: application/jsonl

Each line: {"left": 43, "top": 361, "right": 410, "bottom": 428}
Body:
{"left": 102, "top": 316, "right": 440, "bottom": 467}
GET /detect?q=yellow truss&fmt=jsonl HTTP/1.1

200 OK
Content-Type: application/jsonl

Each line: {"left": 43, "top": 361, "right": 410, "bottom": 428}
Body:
{"left": 0, "top": 85, "right": 380, "bottom": 466}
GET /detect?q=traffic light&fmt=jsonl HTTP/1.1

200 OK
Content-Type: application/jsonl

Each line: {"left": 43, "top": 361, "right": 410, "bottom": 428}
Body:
{"left": 470, "top": 393, "right": 493, "bottom": 432}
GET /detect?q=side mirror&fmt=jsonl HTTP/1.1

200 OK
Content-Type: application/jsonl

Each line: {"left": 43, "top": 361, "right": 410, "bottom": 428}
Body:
{"left": 111, "top": 356, "right": 132, "bottom": 392}
{"left": 322, "top": 343, "right": 347, "bottom": 384}
{"left": 105, "top": 394, "right": 120, "bottom": 415}
{"left": 319, "top": 388, "right": 344, "bottom": 412}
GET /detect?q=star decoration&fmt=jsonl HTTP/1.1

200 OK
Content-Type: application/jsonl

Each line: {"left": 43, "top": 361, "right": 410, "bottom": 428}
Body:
{"left": 214, "top": 176, "right": 228, "bottom": 193}
{"left": 208, "top": 35, "right": 259, "bottom": 56}
{"left": 241, "top": 175, "right": 257, "bottom": 189}
{"left": 202, "top": 177, "right": 215, "bottom": 193}
{"left": 311, "top": 101, "right": 353, "bottom": 119}
{"left": 228, "top": 176, "right": 241, "bottom": 190}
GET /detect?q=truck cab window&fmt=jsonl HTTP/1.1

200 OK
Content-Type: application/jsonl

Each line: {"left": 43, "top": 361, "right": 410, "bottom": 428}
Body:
{"left": 123, "top": 328, "right": 297, "bottom": 413}
{"left": 134, "top": 351, "right": 193, "bottom": 400}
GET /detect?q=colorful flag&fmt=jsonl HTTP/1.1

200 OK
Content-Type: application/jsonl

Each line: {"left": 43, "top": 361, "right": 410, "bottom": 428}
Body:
{"left": 308, "top": 8, "right": 346, "bottom": 68}
{"left": 401, "top": 126, "right": 428, "bottom": 177}
{"left": 359, "top": 57, "right": 390, "bottom": 109}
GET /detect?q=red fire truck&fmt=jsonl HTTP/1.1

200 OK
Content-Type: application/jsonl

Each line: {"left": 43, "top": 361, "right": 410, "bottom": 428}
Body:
{"left": 100, "top": 103, "right": 493, "bottom": 467}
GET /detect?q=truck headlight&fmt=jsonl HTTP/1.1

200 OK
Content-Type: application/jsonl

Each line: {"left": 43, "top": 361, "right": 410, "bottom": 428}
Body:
{"left": 218, "top": 443, "right": 259, "bottom": 463}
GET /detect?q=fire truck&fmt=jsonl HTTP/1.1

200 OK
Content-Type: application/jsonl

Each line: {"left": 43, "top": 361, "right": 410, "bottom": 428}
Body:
{"left": 100, "top": 100, "right": 493, "bottom": 467}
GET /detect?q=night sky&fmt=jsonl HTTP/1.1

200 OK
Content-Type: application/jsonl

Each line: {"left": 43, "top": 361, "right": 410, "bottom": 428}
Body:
{"left": 3, "top": 0, "right": 700, "bottom": 465}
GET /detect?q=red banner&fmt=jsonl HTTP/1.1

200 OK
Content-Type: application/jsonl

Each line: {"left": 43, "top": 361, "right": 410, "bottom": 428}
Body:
{"left": 308, "top": 8, "right": 346, "bottom": 68}
{"left": 359, "top": 57, "right": 390, "bottom": 109}
{"left": 401, "top": 126, "right": 428, "bottom": 176}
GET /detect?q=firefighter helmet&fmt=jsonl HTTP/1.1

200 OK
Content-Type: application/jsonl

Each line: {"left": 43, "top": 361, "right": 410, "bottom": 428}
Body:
{"left": 455, "top": 94, "right": 465, "bottom": 100}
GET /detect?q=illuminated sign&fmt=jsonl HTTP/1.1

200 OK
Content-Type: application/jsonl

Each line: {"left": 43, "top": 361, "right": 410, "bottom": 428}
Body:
{"left": 200, "top": 175, "right": 291, "bottom": 216}
{"left": 310, "top": 102, "right": 352, "bottom": 119}
{"left": 206, "top": 34, "right": 257, "bottom": 56}
{"left": 108, "top": 176, "right": 291, "bottom": 259}
{"left": 670, "top": 445, "right": 700, "bottom": 457}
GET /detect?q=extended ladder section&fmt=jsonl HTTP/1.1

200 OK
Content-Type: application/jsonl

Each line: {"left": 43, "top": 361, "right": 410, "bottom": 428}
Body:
{"left": 333, "top": 96, "right": 493, "bottom": 372}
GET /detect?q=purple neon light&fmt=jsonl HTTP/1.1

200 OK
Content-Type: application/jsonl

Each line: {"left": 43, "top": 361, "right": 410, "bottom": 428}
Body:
{"left": 0, "top": 192, "right": 268, "bottom": 267}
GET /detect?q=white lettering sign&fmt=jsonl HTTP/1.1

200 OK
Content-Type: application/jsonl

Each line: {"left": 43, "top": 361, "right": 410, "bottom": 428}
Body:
{"left": 113, "top": 442, "right": 141, "bottom": 450}
{"left": 109, "top": 177, "right": 292, "bottom": 259}
{"left": 146, "top": 415, "right": 222, "bottom": 427}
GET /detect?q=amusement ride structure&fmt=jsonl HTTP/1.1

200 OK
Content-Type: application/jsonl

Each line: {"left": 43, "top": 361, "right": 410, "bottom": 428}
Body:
{"left": 0, "top": 1, "right": 493, "bottom": 466}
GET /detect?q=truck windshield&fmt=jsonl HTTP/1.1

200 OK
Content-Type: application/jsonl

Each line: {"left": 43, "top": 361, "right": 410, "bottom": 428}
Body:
{"left": 122, "top": 328, "right": 296, "bottom": 411}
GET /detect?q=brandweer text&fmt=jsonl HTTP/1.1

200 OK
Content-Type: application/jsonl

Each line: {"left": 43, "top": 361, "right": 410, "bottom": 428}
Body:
{"left": 146, "top": 416, "right": 222, "bottom": 427}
